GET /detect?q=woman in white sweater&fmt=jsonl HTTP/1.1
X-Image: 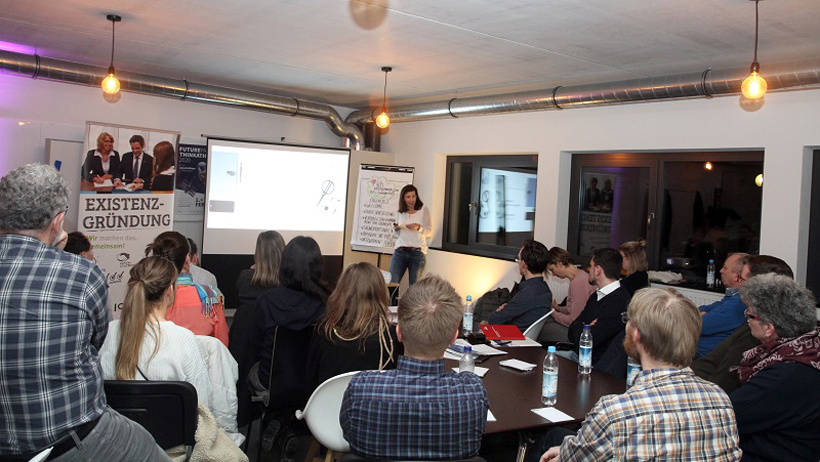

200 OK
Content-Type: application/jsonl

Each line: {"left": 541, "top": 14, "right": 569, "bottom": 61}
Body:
{"left": 99, "top": 256, "right": 240, "bottom": 444}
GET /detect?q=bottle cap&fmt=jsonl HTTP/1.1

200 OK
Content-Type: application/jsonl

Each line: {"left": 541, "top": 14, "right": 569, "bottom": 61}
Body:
{"left": 547, "top": 346, "right": 556, "bottom": 353}
{"left": 466, "top": 295, "right": 472, "bottom": 301}
{"left": 464, "top": 346, "right": 472, "bottom": 352}
{"left": 583, "top": 324, "right": 591, "bottom": 330}
{"left": 709, "top": 259, "right": 714, "bottom": 263}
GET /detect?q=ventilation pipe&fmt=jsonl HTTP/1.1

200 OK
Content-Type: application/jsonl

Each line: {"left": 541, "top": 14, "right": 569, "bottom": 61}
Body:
{"left": 345, "top": 61, "right": 820, "bottom": 125}
{"left": 0, "top": 49, "right": 363, "bottom": 150}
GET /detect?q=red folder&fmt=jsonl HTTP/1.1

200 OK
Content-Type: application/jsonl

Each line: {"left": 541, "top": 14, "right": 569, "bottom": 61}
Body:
{"left": 480, "top": 324, "right": 525, "bottom": 341}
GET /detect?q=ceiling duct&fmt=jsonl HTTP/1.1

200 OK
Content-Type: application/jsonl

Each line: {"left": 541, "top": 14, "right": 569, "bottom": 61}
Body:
{"left": 0, "top": 49, "right": 363, "bottom": 150}
{"left": 346, "top": 61, "right": 820, "bottom": 125}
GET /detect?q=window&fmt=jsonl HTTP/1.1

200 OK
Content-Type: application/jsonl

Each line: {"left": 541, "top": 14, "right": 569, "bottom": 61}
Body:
{"left": 443, "top": 155, "right": 538, "bottom": 259}
{"left": 568, "top": 151, "right": 763, "bottom": 283}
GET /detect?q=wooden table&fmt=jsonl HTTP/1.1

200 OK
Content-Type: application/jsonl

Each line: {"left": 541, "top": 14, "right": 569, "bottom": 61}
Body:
{"left": 446, "top": 346, "right": 626, "bottom": 461}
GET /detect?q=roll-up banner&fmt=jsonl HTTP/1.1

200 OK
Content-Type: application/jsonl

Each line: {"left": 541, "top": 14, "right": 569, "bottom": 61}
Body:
{"left": 79, "top": 122, "right": 180, "bottom": 318}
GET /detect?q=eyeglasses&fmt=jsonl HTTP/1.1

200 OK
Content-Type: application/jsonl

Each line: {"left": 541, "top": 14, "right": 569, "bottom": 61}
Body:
{"left": 53, "top": 205, "right": 68, "bottom": 219}
{"left": 621, "top": 311, "right": 629, "bottom": 324}
{"left": 744, "top": 309, "right": 764, "bottom": 322}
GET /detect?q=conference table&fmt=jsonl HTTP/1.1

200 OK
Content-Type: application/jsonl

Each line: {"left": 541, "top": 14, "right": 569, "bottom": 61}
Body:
{"left": 445, "top": 344, "right": 626, "bottom": 461}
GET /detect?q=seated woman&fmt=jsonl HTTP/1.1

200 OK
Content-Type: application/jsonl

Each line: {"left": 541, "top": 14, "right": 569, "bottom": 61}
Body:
{"left": 98, "top": 256, "right": 243, "bottom": 446}
{"left": 251, "top": 235, "right": 328, "bottom": 392}
{"left": 619, "top": 239, "right": 650, "bottom": 296}
{"left": 307, "top": 262, "right": 402, "bottom": 393}
{"left": 230, "top": 230, "right": 285, "bottom": 428}
{"left": 146, "top": 231, "right": 229, "bottom": 346}
{"left": 730, "top": 273, "right": 820, "bottom": 461}
{"left": 538, "top": 247, "right": 596, "bottom": 344}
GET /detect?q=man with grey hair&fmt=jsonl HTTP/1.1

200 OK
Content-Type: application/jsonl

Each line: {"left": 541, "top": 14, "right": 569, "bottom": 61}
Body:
{"left": 696, "top": 252, "right": 749, "bottom": 357}
{"left": 0, "top": 164, "right": 169, "bottom": 460}
{"left": 340, "top": 275, "right": 489, "bottom": 460}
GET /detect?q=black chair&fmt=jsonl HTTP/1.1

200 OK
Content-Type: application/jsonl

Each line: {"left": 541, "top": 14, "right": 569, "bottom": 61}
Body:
{"left": 250, "top": 325, "right": 314, "bottom": 460}
{"left": 104, "top": 380, "right": 198, "bottom": 461}
{"left": 338, "top": 454, "right": 487, "bottom": 462}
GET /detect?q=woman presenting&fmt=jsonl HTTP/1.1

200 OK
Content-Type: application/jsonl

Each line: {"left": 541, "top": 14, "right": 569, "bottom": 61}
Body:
{"left": 390, "top": 184, "right": 432, "bottom": 286}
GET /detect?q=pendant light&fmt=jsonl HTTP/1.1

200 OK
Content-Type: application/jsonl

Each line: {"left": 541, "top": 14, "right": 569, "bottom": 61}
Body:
{"left": 101, "top": 14, "right": 122, "bottom": 95}
{"left": 375, "top": 66, "right": 392, "bottom": 129}
{"left": 741, "top": 0, "right": 767, "bottom": 100}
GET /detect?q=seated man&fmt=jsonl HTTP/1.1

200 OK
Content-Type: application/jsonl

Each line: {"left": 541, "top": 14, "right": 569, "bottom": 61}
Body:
{"left": 696, "top": 253, "right": 749, "bottom": 357}
{"left": 534, "top": 288, "right": 741, "bottom": 461}
{"left": 341, "top": 275, "right": 489, "bottom": 460}
{"left": 186, "top": 237, "right": 218, "bottom": 288}
{"left": 692, "top": 255, "right": 793, "bottom": 393}
{"left": 567, "top": 248, "right": 630, "bottom": 365}
{"left": 487, "top": 239, "right": 552, "bottom": 332}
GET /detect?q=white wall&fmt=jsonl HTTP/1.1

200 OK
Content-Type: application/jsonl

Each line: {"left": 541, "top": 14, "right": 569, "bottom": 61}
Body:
{"left": 0, "top": 74, "right": 349, "bottom": 246}
{"left": 382, "top": 89, "right": 820, "bottom": 297}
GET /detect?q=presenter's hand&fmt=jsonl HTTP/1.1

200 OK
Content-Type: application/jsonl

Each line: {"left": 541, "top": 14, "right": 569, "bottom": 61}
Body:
{"left": 540, "top": 446, "right": 560, "bottom": 462}
{"left": 406, "top": 223, "right": 421, "bottom": 231}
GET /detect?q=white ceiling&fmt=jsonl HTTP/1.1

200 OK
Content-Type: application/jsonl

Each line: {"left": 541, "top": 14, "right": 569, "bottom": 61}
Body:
{"left": 1, "top": 0, "right": 819, "bottom": 110}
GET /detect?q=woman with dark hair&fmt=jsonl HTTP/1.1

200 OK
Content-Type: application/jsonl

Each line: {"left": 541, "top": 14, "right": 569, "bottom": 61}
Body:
{"left": 730, "top": 274, "right": 820, "bottom": 461}
{"left": 619, "top": 239, "right": 650, "bottom": 295}
{"left": 538, "top": 247, "right": 596, "bottom": 344}
{"left": 390, "top": 184, "right": 432, "bottom": 286}
{"left": 306, "top": 262, "right": 401, "bottom": 392}
{"left": 146, "top": 231, "right": 229, "bottom": 346}
{"left": 82, "top": 131, "right": 121, "bottom": 184}
{"left": 149, "top": 141, "right": 176, "bottom": 191}
{"left": 251, "top": 235, "right": 328, "bottom": 391}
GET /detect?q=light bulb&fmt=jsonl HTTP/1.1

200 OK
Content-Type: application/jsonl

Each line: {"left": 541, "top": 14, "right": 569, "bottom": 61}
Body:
{"left": 755, "top": 174, "right": 764, "bottom": 187}
{"left": 375, "top": 111, "right": 390, "bottom": 129}
{"left": 102, "top": 67, "right": 120, "bottom": 95}
{"left": 741, "top": 71, "right": 767, "bottom": 100}
{"left": 704, "top": 162, "right": 713, "bottom": 171}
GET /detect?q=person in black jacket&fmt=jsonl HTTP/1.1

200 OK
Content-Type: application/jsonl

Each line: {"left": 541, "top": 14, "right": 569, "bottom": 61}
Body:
{"left": 82, "top": 131, "right": 121, "bottom": 184}
{"left": 566, "top": 248, "right": 631, "bottom": 365}
{"left": 729, "top": 273, "right": 820, "bottom": 462}
{"left": 149, "top": 141, "right": 176, "bottom": 191}
{"left": 117, "top": 134, "right": 154, "bottom": 187}
{"left": 487, "top": 239, "right": 552, "bottom": 333}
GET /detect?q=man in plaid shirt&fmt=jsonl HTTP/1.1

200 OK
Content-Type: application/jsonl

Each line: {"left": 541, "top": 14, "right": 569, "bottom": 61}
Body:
{"left": 536, "top": 287, "right": 742, "bottom": 462}
{"left": 340, "top": 275, "right": 489, "bottom": 460}
{"left": 0, "top": 164, "right": 169, "bottom": 461}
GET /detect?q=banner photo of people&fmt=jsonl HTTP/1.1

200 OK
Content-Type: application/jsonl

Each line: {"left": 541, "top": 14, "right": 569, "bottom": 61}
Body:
{"left": 174, "top": 144, "right": 208, "bottom": 222}
{"left": 579, "top": 173, "right": 617, "bottom": 254}
{"left": 79, "top": 122, "right": 180, "bottom": 318}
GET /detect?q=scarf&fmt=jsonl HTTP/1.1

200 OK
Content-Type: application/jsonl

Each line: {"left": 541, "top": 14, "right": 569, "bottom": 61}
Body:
{"left": 177, "top": 274, "right": 223, "bottom": 318}
{"left": 737, "top": 329, "right": 820, "bottom": 384}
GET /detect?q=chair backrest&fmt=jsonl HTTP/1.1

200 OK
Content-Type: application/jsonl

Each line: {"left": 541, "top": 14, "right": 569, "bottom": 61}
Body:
{"left": 295, "top": 371, "right": 358, "bottom": 453}
{"left": 522, "top": 309, "right": 554, "bottom": 340}
{"left": 338, "top": 454, "right": 487, "bottom": 462}
{"left": 104, "top": 380, "right": 198, "bottom": 450}
{"left": 267, "top": 325, "right": 314, "bottom": 410}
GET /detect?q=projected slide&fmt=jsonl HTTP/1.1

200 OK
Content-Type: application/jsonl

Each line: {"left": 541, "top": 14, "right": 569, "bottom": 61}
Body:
{"left": 478, "top": 167, "right": 537, "bottom": 233}
{"left": 204, "top": 140, "right": 350, "bottom": 255}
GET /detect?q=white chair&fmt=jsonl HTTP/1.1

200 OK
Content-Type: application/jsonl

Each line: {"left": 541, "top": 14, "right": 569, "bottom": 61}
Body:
{"left": 522, "top": 309, "right": 554, "bottom": 341}
{"left": 295, "top": 371, "right": 358, "bottom": 462}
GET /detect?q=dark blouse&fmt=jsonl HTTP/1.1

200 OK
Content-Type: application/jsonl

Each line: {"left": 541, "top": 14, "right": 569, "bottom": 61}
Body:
{"left": 306, "top": 325, "right": 402, "bottom": 393}
{"left": 620, "top": 271, "right": 650, "bottom": 296}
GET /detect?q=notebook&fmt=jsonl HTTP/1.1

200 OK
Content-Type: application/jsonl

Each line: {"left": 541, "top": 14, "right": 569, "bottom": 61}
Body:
{"left": 480, "top": 324, "right": 525, "bottom": 341}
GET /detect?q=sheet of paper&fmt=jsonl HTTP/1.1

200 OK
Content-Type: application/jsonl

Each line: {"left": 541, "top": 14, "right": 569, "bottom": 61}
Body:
{"left": 452, "top": 366, "right": 489, "bottom": 377}
{"left": 94, "top": 179, "right": 114, "bottom": 188}
{"left": 505, "top": 338, "right": 543, "bottom": 347}
{"left": 452, "top": 339, "right": 507, "bottom": 356}
{"left": 487, "top": 410, "right": 496, "bottom": 422}
{"left": 499, "top": 359, "right": 536, "bottom": 371}
{"left": 531, "top": 407, "right": 574, "bottom": 423}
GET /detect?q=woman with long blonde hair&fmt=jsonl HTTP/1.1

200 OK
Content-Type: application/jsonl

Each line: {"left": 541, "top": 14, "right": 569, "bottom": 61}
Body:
{"left": 306, "top": 262, "right": 401, "bottom": 392}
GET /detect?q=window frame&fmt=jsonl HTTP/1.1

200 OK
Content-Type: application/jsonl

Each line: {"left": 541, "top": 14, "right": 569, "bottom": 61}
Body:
{"left": 567, "top": 150, "right": 764, "bottom": 268}
{"left": 442, "top": 154, "right": 538, "bottom": 260}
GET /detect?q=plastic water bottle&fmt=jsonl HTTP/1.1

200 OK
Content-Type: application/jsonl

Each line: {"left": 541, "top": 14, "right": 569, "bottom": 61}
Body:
{"left": 627, "top": 357, "right": 642, "bottom": 387}
{"left": 459, "top": 346, "right": 475, "bottom": 373}
{"left": 706, "top": 259, "right": 716, "bottom": 288}
{"left": 542, "top": 346, "right": 559, "bottom": 405}
{"left": 462, "top": 295, "right": 474, "bottom": 335}
{"left": 578, "top": 325, "right": 593, "bottom": 375}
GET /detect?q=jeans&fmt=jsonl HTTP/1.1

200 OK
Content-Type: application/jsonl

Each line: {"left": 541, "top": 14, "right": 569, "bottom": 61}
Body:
{"left": 390, "top": 247, "right": 426, "bottom": 286}
{"left": 50, "top": 406, "right": 171, "bottom": 462}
